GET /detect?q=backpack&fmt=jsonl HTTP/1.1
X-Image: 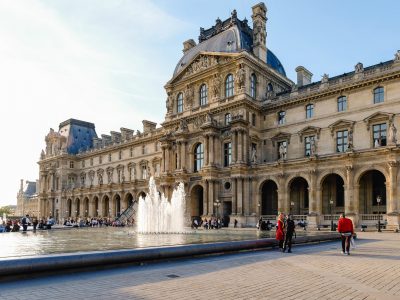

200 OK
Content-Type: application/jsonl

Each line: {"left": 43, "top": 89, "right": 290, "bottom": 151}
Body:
{"left": 22, "top": 217, "right": 27, "bottom": 225}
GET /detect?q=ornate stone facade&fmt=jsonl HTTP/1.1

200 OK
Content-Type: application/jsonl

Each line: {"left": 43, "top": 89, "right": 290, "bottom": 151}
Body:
{"left": 20, "top": 3, "right": 400, "bottom": 230}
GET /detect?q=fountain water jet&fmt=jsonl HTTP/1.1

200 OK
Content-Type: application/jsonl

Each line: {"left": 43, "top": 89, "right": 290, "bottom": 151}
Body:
{"left": 137, "top": 177, "right": 186, "bottom": 233}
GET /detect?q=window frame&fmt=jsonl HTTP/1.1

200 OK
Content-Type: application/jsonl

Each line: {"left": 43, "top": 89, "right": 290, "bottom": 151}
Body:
{"left": 177, "top": 92, "right": 183, "bottom": 113}
{"left": 278, "top": 111, "right": 286, "bottom": 125}
{"left": 250, "top": 73, "right": 257, "bottom": 98}
{"left": 336, "top": 130, "right": 349, "bottom": 153}
{"left": 306, "top": 104, "right": 314, "bottom": 119}
{"left": 199, "top": 84, "right": 208, "bottom": 106}
{"left": 225, "top": 74, "right": 234, "bottom": 98}
{"left": 223, "top": 142, "right": 232, "bottom": 167}
{"left": 337, "top": 96, "right": 347, "bottom": 112}
{"left": 225, "top": 113, "right": 231, "bottom": 125}
{"left": 372, "top": 123, "right": 387, "bottom": 147}
{"left": 304, "top": 135, "right": 315, "bottom": 156}
{"left": 373, "top": 87, "right": 384, "bottom": 104}
{"left": 194, "top": 143, "right": 204, "bottom": 172}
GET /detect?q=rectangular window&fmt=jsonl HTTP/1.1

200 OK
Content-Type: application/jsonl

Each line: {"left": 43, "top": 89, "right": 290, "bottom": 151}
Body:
{"left": 374, "top": 87, "right": 384, "bottom": 104}
{"left": 336, "top": 130, "right": 348, "bottom": 152}
{"left": 69, "top": 161, "right": 74, "bottom": 168}
{"left": 90, "top": 158, "right": 93, "bottom": 166}
{"left": 277, "top": 141, "right": 287, "bottom": 159}
{"left": 224, "top": 142, "right": 232, "bottom": 167}
{"left": 306, "top": 104, "right": 314, "bottom": 119}
{"left": 304, "top": 136, "right": 315, "bottom": 156}
{"left": 142, "top": 165, "right": 147, "bottom": 179}
{"left": 278, "top": 111, "right": 286, "bottom": 125}
{"left": 337, "top": 96, "right": 347, "bottom": 112}
{"left": 373, "top": 123, "right": 387, "bottom": 147}
{"left": 82, "top": 160, "right": 85, "bottom": 168}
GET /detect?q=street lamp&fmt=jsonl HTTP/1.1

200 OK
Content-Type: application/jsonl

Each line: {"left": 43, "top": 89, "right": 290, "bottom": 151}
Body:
{"left": 329, "top": 198, "right": 334, "bottom": 231}
{"left": 213, "top": 199, "right": 221, "bottom": 220}
{"left": 377, "top": 196, "right": 382, "bottom": 232}
{"left": 290, "top": 201, "right": 294, "bottom": 215}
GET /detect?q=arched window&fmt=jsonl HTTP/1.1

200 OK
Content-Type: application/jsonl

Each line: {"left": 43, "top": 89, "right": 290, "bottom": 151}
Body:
{"left": 373, "top": 87, "right": 384, "bottom": 104}
{"left": 177, "top": 92, "right": 183, "bottom": 113}
{"left": 194, "top": 143, "right": 204, "bottom": 172}
{"left": 337, "top": 96, "right": 347, "bottom": 112}
{"left": 225, "top": 74, "right": 234, "bottom": 98}
{"left": 250, "top": 73, "right": 257, "bottom": 98}
{"left": 225, "top": 113, "right": 231, "bottom": 125}
{"left": 199, "top": 84, "right": 208, "bottom": 106}
{"left": 267, "top": 83, "right": 273, "bottom": 92}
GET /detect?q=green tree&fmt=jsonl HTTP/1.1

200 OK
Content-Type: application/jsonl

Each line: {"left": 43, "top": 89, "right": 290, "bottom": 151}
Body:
{"left": 0, "top": 206, "right": 12, "bottom": 216}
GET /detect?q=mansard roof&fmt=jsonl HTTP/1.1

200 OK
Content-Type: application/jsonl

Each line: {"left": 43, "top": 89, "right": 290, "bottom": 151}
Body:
{"left": 173, "top": 12, "right": 286, "bottom": 77}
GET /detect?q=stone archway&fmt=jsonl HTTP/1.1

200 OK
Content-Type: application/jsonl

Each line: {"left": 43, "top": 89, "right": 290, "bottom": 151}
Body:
{"left": 190, "top": 185, "right": 204, "bottom": 217}
{"left": 289, "top": 177, "right": 309, "bottom": 215}
{"left": 67, "top": 198, "right": 72, "bottom": 218}
{"left": 93, "top": 196, "right": 99, "bottom": 217}
{"left": 260, "top": 180, "right": 278, "bottom": 216}
{"left": 83, "top": 197, "right": 89, "bottom": 217}
{"left": 103, "top": 195, "right": 110, "bottom": 217}
{"left": 358, "top": 170, "right": 386, "bottom": 215}
{"left": 321, "top": 174, "right": 345, "bottom": 215}
{"left": 114, "top": 194, "right": 121, "bottom": 217}
{"left": 75, "top": 198, "right": 81, "bottom": 217}
{"left": 125, "top": 193, "right": 134, "bottom": 208}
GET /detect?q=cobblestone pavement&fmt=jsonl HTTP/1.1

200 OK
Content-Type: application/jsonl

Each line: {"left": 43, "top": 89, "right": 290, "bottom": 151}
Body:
{"left": 1, "top": 232, "right": 399, "bottom": 300}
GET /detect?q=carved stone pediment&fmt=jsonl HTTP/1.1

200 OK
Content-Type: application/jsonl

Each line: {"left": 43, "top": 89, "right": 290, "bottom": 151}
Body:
{"left": 298, "top": 126, "right": 321, "bottom": 142}
{"left": 171, "top": 52, "right": 236, "bottom": 83}
{"left": 271, "top": 132, "right": 291, "bottom": 146}
{"left": 364, "top": 112, "right": 395, "bottom": 129}
{"left": 328, "top": 119, "right": 355, "bottom": 136}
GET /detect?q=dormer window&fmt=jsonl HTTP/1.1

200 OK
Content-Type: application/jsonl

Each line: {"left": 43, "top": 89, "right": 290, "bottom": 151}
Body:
{"left": 250, "top": 73, "right": 257, "bottom": 98}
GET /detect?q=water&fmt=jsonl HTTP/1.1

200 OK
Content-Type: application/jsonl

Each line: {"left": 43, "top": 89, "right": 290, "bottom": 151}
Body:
{"left": 137, "top": 177, "right": 185, "bottom": 233}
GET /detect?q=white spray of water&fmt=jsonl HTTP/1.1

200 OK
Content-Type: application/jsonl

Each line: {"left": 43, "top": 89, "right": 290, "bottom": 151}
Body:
{"left": 137, "top": 177, "right": 186, "bottom": 233}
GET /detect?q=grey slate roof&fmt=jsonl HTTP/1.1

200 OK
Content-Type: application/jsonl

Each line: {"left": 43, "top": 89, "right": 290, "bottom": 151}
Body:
{"left": 59, "top": 119, "right": 98, "bottom": 155}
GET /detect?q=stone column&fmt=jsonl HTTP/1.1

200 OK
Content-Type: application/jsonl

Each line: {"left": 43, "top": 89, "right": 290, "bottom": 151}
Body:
{"left": 237, "top": 130, "right": 243, "bottom": 163}
{"left": 231, "top": 178, "right": 237, "bottom": 214}
{"left": 237, "top": 177, "right": 243, "bottom": 215}
{"left": 89, "top": 198, "right": 96, "bottom": 217}
{"left": 232, "top": 130, "right": 237, "bottom": 164}
{"left": 161, "top": 147, "right": 166, "bottom": 172}
{"left": 204, "top": 135, "right": 209, "bottom": 166}
{"left": 251, "top": 177, "right": 258, "bottom": 215}
{"left": 388, "top": 161, "right": 398, "bottom": 213}
{"left": 307, "top": 170, "right": 318, "bottom": 228}
{"left": 203, "top": 180, "right": 209, "bottom": 216}
{"left": 243, "top": 177, "right": 250, "bottom": 216}
{"left": 208, "top": 180, "right": 214, "bottom": 215}
{"left": 176, "top": 142, "right": 181, "bottom": 170}
{"left": 244, "top": 130, "right": 249, "bottom": 164}
{"left": 277, "top": 174, "right": 287, "bottom": 214}
{"left": 209, "top": 135, "right": 214, "bottom": 166}
{"left": 165, "top": 146, "right": 170, "bottom": 173}
{"left": 345, "top": 166, "right": 356, "bottom": 214}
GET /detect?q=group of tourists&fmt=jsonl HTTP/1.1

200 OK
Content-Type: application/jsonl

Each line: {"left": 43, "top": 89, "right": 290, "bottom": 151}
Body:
{"left": 275, "top": 212, "right": 355, "bottom": 255}
{"left": 0, "top": 214, "right": 55, "bottom": 232}
{"left": 275, "top": 213, "right": 296, "bottom": 253}
{"left": 63, "top": 217, "right": 132, "bottom": 227}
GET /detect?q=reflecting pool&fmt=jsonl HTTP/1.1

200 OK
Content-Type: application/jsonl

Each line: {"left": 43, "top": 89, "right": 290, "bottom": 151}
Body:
{"left": 0, "top": 227, "right": 326, "bottom": 259}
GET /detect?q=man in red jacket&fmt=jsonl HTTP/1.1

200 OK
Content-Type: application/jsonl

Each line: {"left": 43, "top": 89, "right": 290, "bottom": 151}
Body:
{"left": 337, "top": 213, "right": 354, "bottom": 255}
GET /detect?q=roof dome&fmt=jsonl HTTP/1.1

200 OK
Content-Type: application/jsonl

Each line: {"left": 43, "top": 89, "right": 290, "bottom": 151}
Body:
{"left": 173, "top": 18, "right": 286, "bottom": 77}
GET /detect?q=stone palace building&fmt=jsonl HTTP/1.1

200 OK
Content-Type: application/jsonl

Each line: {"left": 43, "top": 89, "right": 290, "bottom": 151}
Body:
{"left": 19, "top": 3, "right": 400, "bottom": 229}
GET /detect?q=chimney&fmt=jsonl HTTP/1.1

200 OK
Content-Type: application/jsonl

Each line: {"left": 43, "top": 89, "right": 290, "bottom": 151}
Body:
{"left": 252, "top": 2, "right": 267, "bottom": 63}
{"left": 183, "top": 39, "right": 196, "bottom": 53}
{"left": 295, "top": 66, "right": 313, "bottom": 87}
{"left": 20, "top": 179, "right": 24, "bottom": 192}
{"left": 142, "top": 120, "right": 157, "bottom": 133}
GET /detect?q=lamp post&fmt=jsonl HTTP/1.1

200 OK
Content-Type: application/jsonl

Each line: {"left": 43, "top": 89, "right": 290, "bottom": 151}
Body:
{"left": 213, "top": 199, "right": 221, "bottom": 229}
{"left": 329, "top": 198, "right": 334, "bottom": 231}
{"left": 377, "top": 196, "right": 382, "bottom": 232}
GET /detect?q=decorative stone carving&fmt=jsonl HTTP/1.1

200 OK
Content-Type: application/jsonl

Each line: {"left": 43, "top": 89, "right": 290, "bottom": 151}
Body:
{"left": 310, "top": 138, "right": 317, "bottom": 156}
{"left": 347, "top": 129, "right": 354, "bottom": 151}
{"left": 355, "top": 62, "right": 364, "bottom": 73}
{"left": 251, "top": 145, "right": 257, "bottom": 164}
{"left": 211, "top": 74, "right": 222, "bottom": 98}
{"left": 166, "top": 92, "right": 173, "bottom": 113}
{"left": 253, "top": 19, "right": 265, "bottom": 45}
{"left": 235, "top": 64, "right": 246, "bottom": 90}
{"left": 321, "top": 73, "right": 329, "bottom": 83}
{"left": 184, "top": 84, "right": 194, "bottom": 108}
{"left": 388, "top": 122, "right": 397, "bottom": 145}
{"left": 394, "top": 50, "right": 400, "bottom": 62}
{"left": 183, "top": 55, "right": 218, "bottom": 78}
{"left": 279, "top": 143, "right": 286, "bottom": 160}
{"left": 179, "top": 118, "right": 188, "bottom": 131}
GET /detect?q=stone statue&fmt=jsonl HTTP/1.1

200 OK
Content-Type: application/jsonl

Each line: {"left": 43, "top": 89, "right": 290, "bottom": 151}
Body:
{"left": 179, "top": 119, "right": 188, "bottom": 131}
{"left": 212, "top": 74, "right": 222, "bottom": 98}
{"left": 321, "top": 74, "right": 329, "bottom": 84}
{"left": 310, "top": 139, "right": 317, "bottom": 156}
{"left": 166, "top": 92, "right": 173, "bottom": 113}
{"left": 40, "top": 149, "right": 45, "bottom": 160}
{"left": 374, "top": 139, "right": 380, "bottom": 148}
{"left": 347, "top": 130, "right": 354, "bottom": 151}
{"left": 355, "top": 62, "right": 364, "bottom": 73}
{"left": 251, "top": 146, "right": 257, "bottom": 163}
{"left": 98, "top": 173, "right": 103, "bottom": 185}
{"left": 184, "top": 84, "right": 194, "bottom": 108}
{"left": 279, "top": 143, "right": 286, "bottom": 159}
{"left": 235, "top": 64, "right": 246, "bottom": 90}
{"left": 395, "top": 50, "right": 400, "bottom": 62}
{"left": 388, "top": 123, "right": 397, "bottom": 144}
{"left": 107, "top": 170, "right": 112, "bottom": 183}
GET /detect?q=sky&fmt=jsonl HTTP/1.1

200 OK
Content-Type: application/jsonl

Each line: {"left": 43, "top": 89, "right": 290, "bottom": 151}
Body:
{"left": 1, "top": 0, "right": 399, "bottom": 206}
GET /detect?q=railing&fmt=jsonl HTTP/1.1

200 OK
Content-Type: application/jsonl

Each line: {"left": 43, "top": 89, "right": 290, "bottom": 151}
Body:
{"left": 323, "top": 215, "right": 340, "bottom": 221}
{"left": 360, "top": 214, "right": 383, "bottom": 221}
{"left": 261, "top": 215, "right": 276, "bottom": 221}
{"left": 292, "top": 215, "right": 308, "bottom": 222}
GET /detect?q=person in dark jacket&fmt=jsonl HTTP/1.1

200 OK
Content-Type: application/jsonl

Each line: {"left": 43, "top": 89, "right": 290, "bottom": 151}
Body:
{"left": 283, "top": 215, "right": 296, "bottom": 253}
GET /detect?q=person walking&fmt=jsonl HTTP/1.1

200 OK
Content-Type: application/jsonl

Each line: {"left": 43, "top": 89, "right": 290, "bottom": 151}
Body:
{"left": 21, "top": 214, "right": 30, "bottom": 232}
{"left": 276, "top": 213, "right": 285, "bottom": 251}
{"left": 337, "top": 213, "right": 354, "bottom": 255}
{"left": 283, "top": 215, "right": 296, "bottom": 253}
{"left": 32, "top": 217, "right": 38, "bottom": 232}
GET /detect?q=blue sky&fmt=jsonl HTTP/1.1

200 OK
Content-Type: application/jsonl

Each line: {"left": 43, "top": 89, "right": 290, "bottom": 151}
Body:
{"left": 0, "top": 0, "right": 399, "bottom": 206}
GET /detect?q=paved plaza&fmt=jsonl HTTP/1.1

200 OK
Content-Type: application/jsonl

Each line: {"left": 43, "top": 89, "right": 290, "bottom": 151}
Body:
{"left": 1, "top": 232, "right": 400, "bottom": 300}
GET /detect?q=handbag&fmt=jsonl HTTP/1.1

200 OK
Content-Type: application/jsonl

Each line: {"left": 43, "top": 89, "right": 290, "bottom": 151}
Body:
{"left": 350, "top": 236, "right": 356, "bottom": 249}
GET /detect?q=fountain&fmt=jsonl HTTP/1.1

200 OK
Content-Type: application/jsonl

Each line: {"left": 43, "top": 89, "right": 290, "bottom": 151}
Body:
{"left": 137, "top": 177, "right": 186, "bottom": 233}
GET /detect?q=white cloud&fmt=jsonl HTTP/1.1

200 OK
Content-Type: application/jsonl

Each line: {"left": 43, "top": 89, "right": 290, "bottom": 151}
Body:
{"left": 0, "top": 0, "right": 187, "bottom": 206}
